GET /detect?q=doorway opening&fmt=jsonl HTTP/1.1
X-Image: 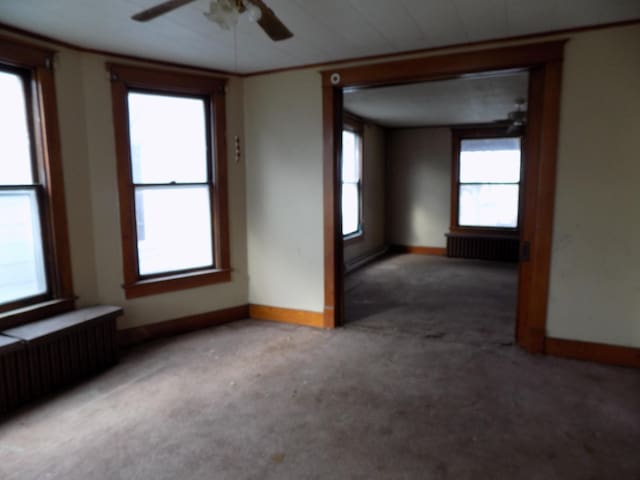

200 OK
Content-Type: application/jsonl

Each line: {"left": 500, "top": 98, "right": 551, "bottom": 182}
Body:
{"left": 322, "top": 41, "right": 565, "bottom": 353}
{"left": 340, "top": 71, "right": 527, "bottom": 344}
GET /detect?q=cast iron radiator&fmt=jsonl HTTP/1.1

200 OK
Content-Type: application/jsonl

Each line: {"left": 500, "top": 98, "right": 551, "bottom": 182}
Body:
{"left": 446, "top": 233, "right": 519, "bottom": 262}
{"left": 0, "top": 335, "right": 30, "bottom": 414}
{"left": 1, "top": 305, "right": 123, "bottom": 412}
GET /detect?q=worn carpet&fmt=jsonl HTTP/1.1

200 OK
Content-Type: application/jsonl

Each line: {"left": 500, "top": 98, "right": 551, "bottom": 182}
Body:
{"left": 345, "top": 253, "right": 519, "bottom": 346}
{"left": 1, "top": 256, "right": 639, "bottom": 479}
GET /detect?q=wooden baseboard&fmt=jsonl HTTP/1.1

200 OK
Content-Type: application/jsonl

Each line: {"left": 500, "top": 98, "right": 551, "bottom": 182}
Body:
{"left": 391, "top": 244, "right": 446, "bottom": 256}
{"left": 545, "top": 337, "right": 640, "bottom": 369}
{"left": 249, "top": 304, "right": 326, "bottom": 329}
{"left": 118, "top": 304, "right": 249, "bottom": 348}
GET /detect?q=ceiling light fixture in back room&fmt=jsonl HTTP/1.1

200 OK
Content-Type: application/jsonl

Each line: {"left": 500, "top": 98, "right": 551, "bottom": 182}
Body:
{"left": 507, "top": 98, "right": 527, "bottom": 133}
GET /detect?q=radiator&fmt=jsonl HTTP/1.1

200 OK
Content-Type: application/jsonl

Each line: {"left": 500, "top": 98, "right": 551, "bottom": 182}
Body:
{"left": 446, "top": 233, "right": 519, "bottom": 262}
{"left": 1, "top": 306, "right": 122, "bottom": 410}
{"left": 0, "top": 336, "right": 30, "bottom": 414}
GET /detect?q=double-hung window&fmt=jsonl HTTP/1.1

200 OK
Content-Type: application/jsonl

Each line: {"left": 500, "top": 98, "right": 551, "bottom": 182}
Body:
{"left": 341, "top": 117, "right": 363, "bottom": 239}
{"left": 109, "top": 64, "right": 230, "bottom": 298}
{"left": 0, "top": 38, "right": 74, "bottom": 327}
{"left": 452, "top": 131, "right": 522, "bottom": 231}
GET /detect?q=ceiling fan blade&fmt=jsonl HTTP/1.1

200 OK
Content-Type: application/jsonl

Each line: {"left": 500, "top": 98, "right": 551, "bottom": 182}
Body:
{"left": 132, "top": 0, "right": 198, "bottom": 22}
{"left": 250, "top": 0, "right": 293, "bottom": 41}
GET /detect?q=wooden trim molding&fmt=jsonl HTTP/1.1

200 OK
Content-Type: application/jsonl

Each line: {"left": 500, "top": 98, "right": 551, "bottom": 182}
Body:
{"left": 343, "top": 231, "right": 364, "bottom": 247}
{"left": 0, "top": 35, "right": 75, "bottom": 326}
{"left": 0, "top": 298, "right": 75, "bottom": 331}
{"left": 249, "top": 304, "right": 326, "bottom": 329}
{"left": 0, "top": 25, "right": 236, "bottom": 78}
{"left": 545, "top": 338, "right": 640, "bottom": 369}
{"left": 118, "top": 304, "right": 249, "bottom": 348}
{"left": 322, "top": 85, "right": 343, "bottom": 329}
{"left": 1, "top": 18, "right": 638, "bottom": 79}
{"left": 322, "top": 41, "right": 566, "bottom": 88}
{"left": 323, "top": 40, "right": 565, "bottom": 354}
{"left": 248, "top": 19, "right": 640, "bottom": 78}
{"left": 108, "top": 63, "right": 231, "bottom": 299}
{"left": 390, "top": 245, "right": 446, "bottom": 256}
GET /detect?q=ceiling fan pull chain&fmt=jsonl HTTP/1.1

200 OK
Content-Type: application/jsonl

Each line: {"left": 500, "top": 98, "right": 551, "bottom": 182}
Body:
{"left": 234, "top": 23, "right": 238, "bottom": 73}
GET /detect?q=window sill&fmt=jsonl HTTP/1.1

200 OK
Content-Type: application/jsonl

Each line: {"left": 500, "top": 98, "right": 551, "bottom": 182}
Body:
{"left": 343, "top": 231, "right": 364, "bottom": 247}
{"left": 0, "top": 298, "right": 76, "bottom": 330}
{"left": 123, "top": 268, "right": 232, "bottom": 299}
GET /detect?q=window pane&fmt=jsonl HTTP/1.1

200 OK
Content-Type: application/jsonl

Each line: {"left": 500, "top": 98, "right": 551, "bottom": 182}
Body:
{"left": 135, "top": 186, "right": 213, "bottom": 275}
{"left": 342, "top": 130, "right": 359, "bottom": 183}
{"left": 460, "top": 138, "right": 521, "bottom": 183}
{"left": 459, "top": 184, "right": 519, "bottom": 228}
{"left": 0, "top": 189, "right": 47, "bottom": 304}
{"left": 342, "top": 182, "right": 359, "bottom": 236}
{"left": 0, "top": 71, "right": 33, "bottom": 184}
{"left": 128, "top": 92, "right": 208, "bottom": 184}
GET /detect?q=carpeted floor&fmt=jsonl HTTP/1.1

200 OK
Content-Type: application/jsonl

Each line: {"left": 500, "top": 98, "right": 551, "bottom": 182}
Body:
{"left": 1, "top": 255, "right": 639, "bottom": 479}
{"left": 345, "top": 253, "right": 518, "bottom": 345}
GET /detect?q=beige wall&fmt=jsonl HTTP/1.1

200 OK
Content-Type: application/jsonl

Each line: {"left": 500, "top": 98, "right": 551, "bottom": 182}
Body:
{"left": 546, "top": 25, "right": 640, "bottom": 347}
{"left": 344, "top": 122, "right": 387, "bottom": 263}
{"left": 243, "top": 24, "right": 640, "bottom": 347}
{"left": 244, "top": 70, "right": 324, "bottom": 312}
{"left": 4, "top": 23, "right": 639, "bottom": 346}
{"left": 77, "top": 55, "right": 249, "bottom": 329}
{"left": 387, "top": 128, "right": 451, "bottom": 249}
{"left": 2, "top": 30, "right": 249, "bottom": 330}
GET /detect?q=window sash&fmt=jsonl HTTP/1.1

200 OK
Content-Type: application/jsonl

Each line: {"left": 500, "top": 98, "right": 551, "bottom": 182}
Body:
{"left": 127, "top": 90, "right": 211, "bottom": 185}
{"left": 125, "top": 90, "right": 216, "bottom": 278}
{"left": 0, "top": 36, "right": 75, "bottom": 328}
{"left": 341, "top": 125, "right": 363, "bottom": 238}
{"left": 0, "top": 65, "right": 53, "bottom": 312}
{"left": 0, "top": 186, "right": 51, "bottom": 313}
{"left": 452, "top": 131, "right": 522, "bottom": 231}
{"left": 457, "top": 183, "right": 520, "bottom": 228}
{"left": 133, "top": 183, "right": 215, "bottom": 278}
{"left": 110, "top": 63, "right": 230, "bottom": 298}
{"left": 342, "top": 180, "right": 361, "bottom": 237}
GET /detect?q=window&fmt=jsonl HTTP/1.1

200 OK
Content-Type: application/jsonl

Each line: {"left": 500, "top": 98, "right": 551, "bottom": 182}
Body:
{"left": 109, "top": 64, "right": 230, "bottom": 298}
{"left": 452, "top": 130, "right": 522, "bottom": 231}
{"left": 342, "top": 117, "right": 363, "bottom": 238}
{"left": 0, "top": 37, "right": 74, "bottom": 327}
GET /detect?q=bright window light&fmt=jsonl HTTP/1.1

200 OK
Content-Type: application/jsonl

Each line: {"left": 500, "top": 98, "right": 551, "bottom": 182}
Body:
{"left": 0, "top": 70, "right": 48, "bottom": 305}
{"left": 128, "top": 93, "right": 208, "bottom": 184}
{"left": 458, "top": 138, "right": 521, "bottom": 228}
{"left": 342, "top": 129, "right": 361, "bottom": 236}
{"left": 135, "top": 186, "right": 213, "bottom": 275}
{"left": 0, "top": 71, "right": 33, "bottom": 184}
{"left": 127, "top": 92, "right": 214, "bottom": 276}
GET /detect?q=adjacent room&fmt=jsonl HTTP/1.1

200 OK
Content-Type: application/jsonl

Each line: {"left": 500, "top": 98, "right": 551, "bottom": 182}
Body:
{"left": 341, "top": 72, "right": 528, "bottom": 345}
{"left": 0, "top": 1, "right": 639, "bottom": 478}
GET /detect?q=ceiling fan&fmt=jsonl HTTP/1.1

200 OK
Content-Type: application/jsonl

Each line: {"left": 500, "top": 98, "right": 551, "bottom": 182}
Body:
{"left": 506, "top": 98, "right": 527, "bottom": 133}
{"left": 132, "top": 0, "right": 293, "bottom": 41}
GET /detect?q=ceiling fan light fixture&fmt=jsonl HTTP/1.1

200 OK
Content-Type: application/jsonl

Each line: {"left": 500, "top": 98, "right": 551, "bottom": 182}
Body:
{"left": 243, "top": 0, "right": 262, "bottom": 22}
{"left": 133, "top": 0, "right": 292, "bottom": 41}
{"left": 506, "top": 98, "right": 527, "bottom": 133}
{"left": 203, "top": 0, "right": 240, "bottom": 30}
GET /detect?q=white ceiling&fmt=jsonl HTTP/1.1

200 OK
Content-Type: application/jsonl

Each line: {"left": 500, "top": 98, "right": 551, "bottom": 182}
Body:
{"left": 0, "top": 1, "right": 638, "bottom": 74}
{"left": 344, "top": 71, "right": 529, "bottom": 128}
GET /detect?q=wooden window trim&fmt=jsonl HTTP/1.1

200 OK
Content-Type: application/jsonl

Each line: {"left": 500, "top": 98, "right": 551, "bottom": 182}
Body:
{"left": 0, "top": 36, "right": 75, "bottom": 329}
{"left": 450, "top": 127, "right": 522, "bottom": 237}
{"left": 342, "top": 113, "right": 364, "bottom": 242}
{"left": 108, "top": 63, "right": 231, "bottom": 299}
